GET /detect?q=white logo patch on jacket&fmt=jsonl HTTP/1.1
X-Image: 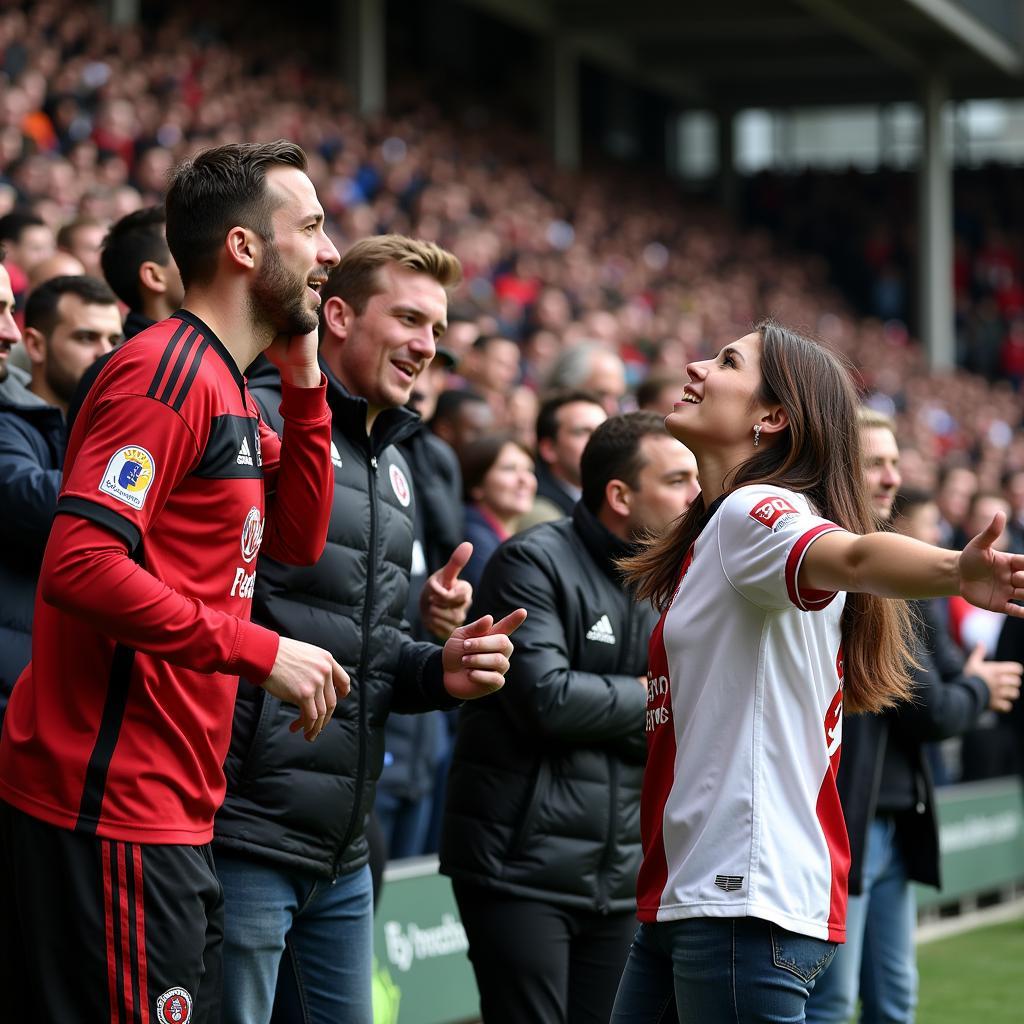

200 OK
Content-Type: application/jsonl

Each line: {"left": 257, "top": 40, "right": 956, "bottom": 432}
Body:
{"left": 586, "top": 614, "right": 616, "bottom": 645}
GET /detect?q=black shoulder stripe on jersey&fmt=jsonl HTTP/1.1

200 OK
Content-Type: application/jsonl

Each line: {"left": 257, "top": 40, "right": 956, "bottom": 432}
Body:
{"left": 55, "top": 496, "right": 142, "bottom": 554}
{"left": 171, "top": 338, "right": 211, "bottom": 412}
{"left": 146, "top": 320, "right": 192, "bottom": 399}
{"left": 158, "top": 328, "right": 202, "bottom": 405}
{"left": 76, "top": 542, "right": 146, "bottom": 835}
{"left": 192, "top": 413, "right": 264, "bottom": 479}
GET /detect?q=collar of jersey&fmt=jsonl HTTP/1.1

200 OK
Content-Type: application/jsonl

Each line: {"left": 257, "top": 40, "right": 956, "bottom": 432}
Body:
{"left": 172, "top": 308, "right": 247, "bottom": 401}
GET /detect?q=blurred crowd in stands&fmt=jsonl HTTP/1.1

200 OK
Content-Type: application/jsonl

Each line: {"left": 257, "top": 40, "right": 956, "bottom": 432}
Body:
{"left": 1, "top": 0, "right": 1023, "bottom": 859}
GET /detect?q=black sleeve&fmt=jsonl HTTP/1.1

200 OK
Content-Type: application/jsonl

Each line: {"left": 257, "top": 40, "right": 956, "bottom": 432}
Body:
{"left": 391, "top": 642, "right": 461, "bottom": 714}
{"left": 473, "top": 538, "right": 647, "bottom": 743}
{"left": 0, "top": 414, "right": 63, "bottom": 547}
{"left": 892, "top": 627, "right": 989, "bottom": 743}
{"left": 918, "top": 599, "right": 971, "bottom": 681}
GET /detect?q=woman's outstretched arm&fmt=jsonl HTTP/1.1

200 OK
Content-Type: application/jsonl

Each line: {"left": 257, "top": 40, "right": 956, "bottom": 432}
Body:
{"left": 801, "top": 512, "right": 1024, "bottom": 615}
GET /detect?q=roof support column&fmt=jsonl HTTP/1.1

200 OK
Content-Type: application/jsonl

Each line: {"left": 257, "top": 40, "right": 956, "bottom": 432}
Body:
{"left": 106, "top": 0, "right": 139, "bottom": 25}
{"left": 546, "top": 35, "right": 580, "bottom": 170}
{"left": 716, "top": 107, "right": 737, "bottom": 216}
{"left": 344, "top": 0, "right": 387, "bottom": 118}
{"left": 918, "top": 72, "right": 955, "bottom": 370}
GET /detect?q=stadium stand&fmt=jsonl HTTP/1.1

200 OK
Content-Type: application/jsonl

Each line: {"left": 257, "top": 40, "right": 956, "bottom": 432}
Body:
{"left": 0, "top": 0, "right": 1022, "bottom": 506}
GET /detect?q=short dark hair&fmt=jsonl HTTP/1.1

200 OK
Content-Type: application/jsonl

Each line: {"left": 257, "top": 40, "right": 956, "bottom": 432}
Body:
{"left": 472, "top": 334, "right": 516, "bottom": 352}
{"left": 459, "top": 432, "right": 532, "bottom": 502}
{"left": 580, "top": 411, "right": 668, "bottom": 513}
{"left": 535, "top": 388, "right": 604, "bottom": 444}
{"left": 636, "top": 369, "right": 684, "bottom": 410}
{"left": 431, "top": 388, "right": 488, "bottom": 427}
{"left": 164, "top": 140, "right": 308, "bottom": 289}
{"left": 24, "top": 275, "right": 119, "bottom": 336}
{"left": 101, "top": 206, "right": 171, "bottom": 310}
{"left": 56, "top": 217, "right": 103, "bottom": 252}
{"left": 0, "top": 210, "right": 46, "bottom": 245}
{"left": 890, "top": 487, "right": 935, "bottom": 523}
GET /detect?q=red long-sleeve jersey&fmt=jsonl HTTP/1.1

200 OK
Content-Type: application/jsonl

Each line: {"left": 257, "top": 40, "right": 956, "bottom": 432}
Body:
{"left": 0, "top": 310, "right": 333, "bottom": 843}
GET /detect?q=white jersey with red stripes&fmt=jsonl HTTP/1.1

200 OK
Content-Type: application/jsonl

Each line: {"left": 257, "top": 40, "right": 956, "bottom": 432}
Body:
{"left": 639, "top": 484, "right": 850, "bottom": 942}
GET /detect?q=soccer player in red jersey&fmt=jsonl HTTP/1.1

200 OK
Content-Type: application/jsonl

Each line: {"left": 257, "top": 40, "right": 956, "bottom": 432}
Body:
{"left": 0, "top": 140, "right": 348, "bottom": 1023}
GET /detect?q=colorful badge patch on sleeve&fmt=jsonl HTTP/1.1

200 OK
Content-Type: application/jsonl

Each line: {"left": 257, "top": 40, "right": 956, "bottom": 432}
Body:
{"left": 99, "top": 445, "right": 156, "bottom": 510}
{"left": 748, "top": 495, "right": 798, "bottom": 530}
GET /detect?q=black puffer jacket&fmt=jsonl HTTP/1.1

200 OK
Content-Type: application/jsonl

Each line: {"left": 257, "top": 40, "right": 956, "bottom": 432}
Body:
{"left": 440, "top": 503, "right": 654, "bottom": 912}
{"left": 214, "top": 358, "right": 457, "bottom": 878}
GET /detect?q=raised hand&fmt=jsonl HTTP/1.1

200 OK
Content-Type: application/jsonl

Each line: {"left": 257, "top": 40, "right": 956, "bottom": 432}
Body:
{"left": 261, "top": 636, "right": 350, "bottom": 741}
{"left": 964, "top": 642, "right": 1023, "bottom": 713}
{"left": 265, "top": 325, "right": 321, "bottom": 389}
{"left": 958, "top": 512, "right": 1024, "bottom": 617}
{"left": 442, "top": 608, "right": 528, "bottom": 700}
{"left": 420, "top": 541, "right": 474, "bottom": 640}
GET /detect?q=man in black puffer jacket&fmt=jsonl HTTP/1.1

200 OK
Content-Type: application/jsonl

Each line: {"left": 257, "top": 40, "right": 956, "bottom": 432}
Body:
{"left": 213, "top": 236, "right": 525, "bottom": 1024}
{"left": 441, "top": 411, "right": 700, "bottom": 1024}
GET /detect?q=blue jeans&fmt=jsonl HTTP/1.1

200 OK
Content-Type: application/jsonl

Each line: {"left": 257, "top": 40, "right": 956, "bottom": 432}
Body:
{"left": 374, "top": 785, "right": 434, "bottom": 859}
{"left": 805, "top": 817, "right": 917, "bottom": 1024}
{"left": 215, "top": 852, "right": 373, "bottom": 1024}
{"left": 611, "top": 916, "right": 837, "bottom": 1024}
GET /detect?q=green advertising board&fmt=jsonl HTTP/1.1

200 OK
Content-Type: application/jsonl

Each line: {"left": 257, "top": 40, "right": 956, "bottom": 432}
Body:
{"left": 915, "top": 776, "right": 1024, "bottom": 910}
{"left": 372, "top": 856, "right": 479, "bottom": 1024}
{"left": 373, "top": 779, "right": 1024, "bottom": 1023}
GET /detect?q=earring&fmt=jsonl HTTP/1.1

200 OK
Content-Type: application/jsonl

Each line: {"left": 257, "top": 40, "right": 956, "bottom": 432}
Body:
{"left": 753, "top": 424, "right": 762, "bottom": 448}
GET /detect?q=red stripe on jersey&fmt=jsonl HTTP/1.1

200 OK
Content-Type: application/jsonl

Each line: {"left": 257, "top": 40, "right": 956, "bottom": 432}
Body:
{"left": 785, "top": 524, "right": 841, "bottom": 610}
{"left": 102, "top": 841, "right": 120, "bottom": 1024}
{"left": 133, "top": 844, "right": 150, "bottom": 1022}
{"left": 636, "top": 547, "right": 693, "bottom": 920}
{"left": 117, "top": 843, "right": 135, "bottom": 1022}
{"left": 816, "top": 679, "right": 849, "bottom": 942}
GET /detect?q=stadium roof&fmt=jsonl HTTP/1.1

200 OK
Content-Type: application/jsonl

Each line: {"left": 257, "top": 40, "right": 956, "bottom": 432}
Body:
{"left": 463, "top": 0, "right": 1024, "bottom": 106}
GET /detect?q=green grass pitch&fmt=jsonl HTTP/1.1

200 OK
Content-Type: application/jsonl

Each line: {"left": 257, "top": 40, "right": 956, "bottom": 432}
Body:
{"left": 916, "top": 917, "right": 1024, "bottom": 1022}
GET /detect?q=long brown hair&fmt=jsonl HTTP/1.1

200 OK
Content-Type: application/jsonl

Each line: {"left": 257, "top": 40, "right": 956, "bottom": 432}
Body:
{"left": 619, "top": 319, "right": 914, "bottom": 714}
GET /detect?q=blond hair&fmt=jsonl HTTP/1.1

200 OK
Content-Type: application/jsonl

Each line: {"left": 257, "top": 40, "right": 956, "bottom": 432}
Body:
{"left": 858, "top": 407, "right": 896, "bottom": 433}
{"left": 323, "top": 234, "right": 462, "bottom": 313}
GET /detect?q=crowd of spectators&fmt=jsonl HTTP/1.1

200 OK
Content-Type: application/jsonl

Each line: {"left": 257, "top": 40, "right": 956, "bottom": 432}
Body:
{"left": 2, "top": 1, "right": 1023, "bottom": 504}
{"left": 0, "top": 9, "right": 1021, "bottom": 1020}
{"left": 1, "top": 0, "right": 1023, "bottom": 786}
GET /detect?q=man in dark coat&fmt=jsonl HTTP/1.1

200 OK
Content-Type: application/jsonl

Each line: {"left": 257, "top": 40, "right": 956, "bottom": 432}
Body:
{"left": 213, "top": 235, "right": 525, "bottom": 1024}
{"left": 0, "top": 274, "right": 121, "bottom": 717}
{"left": 377, "top": 349, "right": 465, "bottom": 859}
{"left": 441, "top": 411, "right": 700, "bottom": 1024}
{"left": 519, "top": 388, "right": 607, "bottom": 529}
{"left": 806, "top": 420, "right": 1021, "bottom": 1024}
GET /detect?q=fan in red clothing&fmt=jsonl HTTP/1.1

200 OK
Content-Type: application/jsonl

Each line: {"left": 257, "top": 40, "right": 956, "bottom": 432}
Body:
{"left": 0, "top": 140, "right": 348, "bottom": 1024}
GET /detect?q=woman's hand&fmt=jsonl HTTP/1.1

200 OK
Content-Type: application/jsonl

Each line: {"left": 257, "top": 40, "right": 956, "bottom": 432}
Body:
{"left": 958, "top": 512, "right": 1024, "bottom": 616}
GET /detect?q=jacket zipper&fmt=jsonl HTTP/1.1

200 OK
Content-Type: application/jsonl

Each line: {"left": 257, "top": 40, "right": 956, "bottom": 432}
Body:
{"left": 596, "top": 592, "right": 635, "bottom": 912}
{"left": 333, "top": 451, "right": 379, "bottom": 874}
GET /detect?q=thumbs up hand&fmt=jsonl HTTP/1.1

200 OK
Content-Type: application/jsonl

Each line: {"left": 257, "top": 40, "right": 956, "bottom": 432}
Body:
{"left": 420, "top": 541, "right": 474, "bottom": 640}
{"left": 442, "top": 608, "right": 529, "bottom": 700}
